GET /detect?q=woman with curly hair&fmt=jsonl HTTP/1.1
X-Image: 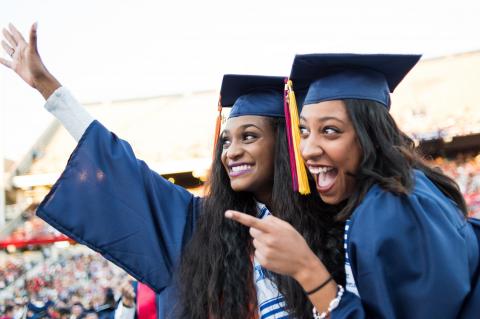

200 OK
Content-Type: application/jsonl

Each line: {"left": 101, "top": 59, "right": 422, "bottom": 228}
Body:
{"left": 1, "top": 24, "right": 344, "bottom": 319}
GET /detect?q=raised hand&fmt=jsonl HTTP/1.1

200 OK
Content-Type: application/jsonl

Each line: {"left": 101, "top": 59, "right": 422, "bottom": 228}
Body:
{"left": 119, "top": 280, "right": 136, "bottom": 307}
{"left": 1, "top": 23, "right": 61, "bottom": 99}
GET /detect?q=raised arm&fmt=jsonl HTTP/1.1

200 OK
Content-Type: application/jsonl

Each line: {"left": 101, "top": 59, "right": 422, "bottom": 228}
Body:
{"left": 1, "top": 23, "right": 93, "bottom": 141}
{"left": 1, "top": 23, "right": 60, "bottom": 99}
{"left": 2, "top": 23, "right": 203, "bottom": 293}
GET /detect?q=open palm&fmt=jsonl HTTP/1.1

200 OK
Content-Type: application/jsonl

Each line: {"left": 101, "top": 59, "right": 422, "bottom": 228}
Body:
{"left": 1, "top": 23, "right": 50, "bottom": 88}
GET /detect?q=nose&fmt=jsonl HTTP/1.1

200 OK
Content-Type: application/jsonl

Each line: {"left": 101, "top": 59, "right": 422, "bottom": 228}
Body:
{"left": 226, "top": 139, "right": 244, "bottom": 160}
{"left": 300, "top": 134, "right": 323, "bottom": 161}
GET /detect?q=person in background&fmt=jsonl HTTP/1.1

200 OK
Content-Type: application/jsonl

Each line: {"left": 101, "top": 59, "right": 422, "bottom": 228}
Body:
{"left": 0, "top": 305, "right": 14, "bottom": 319}
{"left": 69, "top": 303, "right": 84, "bottom": 319}
{"left": 114, "top": 281, "right": 157, "bottom": 319}
{"left": 96, "top": 288, "right": 117, "bottom": 319}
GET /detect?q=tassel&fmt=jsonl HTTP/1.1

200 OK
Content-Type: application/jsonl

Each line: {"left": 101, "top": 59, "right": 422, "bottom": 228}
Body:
{"left": 286, "top": 80, "right": 311, "bottom": 195}
{"left": 284, "top": 79, "right": 299, "bottom": 191}
{"left": 212, "top": 96, "right": 223, "bottom": 160}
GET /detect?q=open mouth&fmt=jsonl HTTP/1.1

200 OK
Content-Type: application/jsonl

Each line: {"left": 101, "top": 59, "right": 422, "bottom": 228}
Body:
{"left": 308, "top": 166, "right": 338, "bottom": 193}
{"left": 228, "top": 164, "right": 253, "bottom": 177}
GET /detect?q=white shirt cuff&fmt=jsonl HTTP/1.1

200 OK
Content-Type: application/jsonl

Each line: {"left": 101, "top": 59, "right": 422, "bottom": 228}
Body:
{"left": 44, "top": 86, "right": 95, "bottom": 142}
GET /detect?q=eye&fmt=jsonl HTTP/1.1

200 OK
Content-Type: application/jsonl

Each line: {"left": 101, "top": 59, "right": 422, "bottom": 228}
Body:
{"left": 299, "top": 125, "right": 309, "bottom": 138}
{"left": 221, "top": 136, "right": 231, "bottom": 148}
{"left": 323, "top": 126, "right": 340, "bottom": 135}
{"left": 243, "top": 132, "right": 258, "bottom": 142}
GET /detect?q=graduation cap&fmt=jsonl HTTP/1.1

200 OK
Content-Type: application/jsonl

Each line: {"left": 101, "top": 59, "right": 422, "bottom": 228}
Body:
{"left": 213, "top": 74, "right": 311, "bottom": 194}
{"left": 219, "top": 74, "right": 285, "bottom": 117}
{"left": 213, "top": 74, "right": 284, "bottom": 159}
{"left": 289, "top": 53, "right": 422, "bottom": 109}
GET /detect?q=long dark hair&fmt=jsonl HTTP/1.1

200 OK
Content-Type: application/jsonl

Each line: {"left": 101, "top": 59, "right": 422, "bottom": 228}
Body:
{"left": 178, "top": 117, "right": 345, "bottom": 319}
{"left": 337, "top": 99, "right": 467, "bottom": 221}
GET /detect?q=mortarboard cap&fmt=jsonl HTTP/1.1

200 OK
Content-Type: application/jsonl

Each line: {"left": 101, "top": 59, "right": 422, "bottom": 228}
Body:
{"left": 212, "top": 74, "right": 285, "bottom": 159}
{"left": 213, "top": 74, "right": 311, "bottom": 194}
{"left": 220, "top": 74, "right": 286, "bottom": 118}
{"left": 289, "top": 53, "right": 421, "bottom": 109}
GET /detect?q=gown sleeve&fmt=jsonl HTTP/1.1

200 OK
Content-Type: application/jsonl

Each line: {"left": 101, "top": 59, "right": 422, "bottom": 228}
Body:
{"left": 36, "top": 120, "right": 202, "bottom": 293}
{"left": 331, "top": 171, "right": 479, "bottom": 318}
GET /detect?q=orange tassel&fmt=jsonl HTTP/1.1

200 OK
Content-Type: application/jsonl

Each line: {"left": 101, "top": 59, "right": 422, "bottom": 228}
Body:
{"left": 212, "top": 96, "right": 223, "bottom": 160}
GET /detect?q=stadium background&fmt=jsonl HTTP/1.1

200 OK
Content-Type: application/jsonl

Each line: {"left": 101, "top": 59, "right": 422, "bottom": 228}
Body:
{"left": 1, "top": 51, "right": 480, "bottom": 316}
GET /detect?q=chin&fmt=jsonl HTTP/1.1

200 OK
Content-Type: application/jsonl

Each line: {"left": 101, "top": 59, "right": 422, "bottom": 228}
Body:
{"left": 319, "top": 195, "right": 341, "bottom": 205}
{"left": 319, "top": 189, "right": 351, "bottom": 205}
{"left": 230, "top": 181, "right": 250, "bottom": 192}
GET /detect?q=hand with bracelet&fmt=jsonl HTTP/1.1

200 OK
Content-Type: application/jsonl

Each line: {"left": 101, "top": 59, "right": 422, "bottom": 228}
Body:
{"left": 225, "top": 210, "right": 340, "bottom": 315}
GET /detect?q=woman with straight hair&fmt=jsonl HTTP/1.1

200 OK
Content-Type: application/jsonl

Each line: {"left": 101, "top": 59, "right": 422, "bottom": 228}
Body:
{"left": 227, "top": 53, "right": 480, "bottom": 318}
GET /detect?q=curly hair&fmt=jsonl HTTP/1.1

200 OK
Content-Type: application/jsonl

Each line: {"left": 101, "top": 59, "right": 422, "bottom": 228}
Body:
{"left": 177, "top": 117, "right": 345, "bottom": 319}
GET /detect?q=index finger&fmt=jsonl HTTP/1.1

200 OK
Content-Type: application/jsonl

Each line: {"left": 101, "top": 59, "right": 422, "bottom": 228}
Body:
{"left": 8, "top": 23, "right": 26, "bottom": 44}
{"left": 225, "top": 210, "right": 270, "bottom": 232}
{"left": 2, "top": 28, "right": 17, "bottom": 47}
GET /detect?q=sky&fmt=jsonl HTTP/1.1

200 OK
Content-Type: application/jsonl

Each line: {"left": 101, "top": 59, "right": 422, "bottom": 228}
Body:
{"left": 1, "top": 0, "right": 480, "bottom": 161}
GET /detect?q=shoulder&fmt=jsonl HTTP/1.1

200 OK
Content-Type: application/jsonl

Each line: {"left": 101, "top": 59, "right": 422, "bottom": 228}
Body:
{"left": 351, "top": 170, "right": 465, "bottom": 229}
{"left": 349, "top": 170, "right": 467, "bottom": 253}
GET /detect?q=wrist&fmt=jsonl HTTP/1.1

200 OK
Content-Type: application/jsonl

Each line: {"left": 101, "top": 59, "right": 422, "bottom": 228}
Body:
{"left": 294, "top": 254, "right": 332, "bottom": 291}
{"left": 122, "top": 301, "right": 134, "bottom": 308}
{"left": 33, "top": 72, "right": 61, "bottom": 100}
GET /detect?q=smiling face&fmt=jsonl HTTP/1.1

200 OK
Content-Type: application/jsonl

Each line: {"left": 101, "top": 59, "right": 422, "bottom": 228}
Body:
{"left": 299, "top": 100, "right": 362, "bottom": 204}
{"left": 220, "top": 115, "right": 276, "bottom": 203}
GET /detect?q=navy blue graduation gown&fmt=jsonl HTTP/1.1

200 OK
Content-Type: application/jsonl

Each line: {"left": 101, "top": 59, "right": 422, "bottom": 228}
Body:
{"left": 332, "top": 170, "right": 480, "bottom": 318}
{"left": 36, "top": 120, "right": 202, "bottom": 318}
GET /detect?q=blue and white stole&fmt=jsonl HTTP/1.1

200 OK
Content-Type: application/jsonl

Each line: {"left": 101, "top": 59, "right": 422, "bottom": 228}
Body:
{"left": 254, "top": 202, "right": 291, "bottom": 319}
{"left": 344, "top": 219, "right": 359, "bottom": 296}
{"left": 253, "top": 205, "right": 360, "bottom": 318}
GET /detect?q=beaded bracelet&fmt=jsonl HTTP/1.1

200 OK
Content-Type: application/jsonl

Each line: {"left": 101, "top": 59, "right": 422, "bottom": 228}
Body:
{"left": 312, "top": 285, "right": 344, "bottom": 319}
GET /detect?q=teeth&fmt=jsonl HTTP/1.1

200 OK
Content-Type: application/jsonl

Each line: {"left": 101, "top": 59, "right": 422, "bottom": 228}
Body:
{"left": 308, "top": 166, "right": 334, "bottom": 174}
{"left": 231, "top": 165, "right": 252, "bottom": 172}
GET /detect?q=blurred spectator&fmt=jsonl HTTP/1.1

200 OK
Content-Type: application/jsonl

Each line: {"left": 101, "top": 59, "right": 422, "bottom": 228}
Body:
{"left": 69, "top": 303, "right": 84, "bottom": 319}
{"left": 57, "top": 308, "right": 70, "bottom": 319}
{"left": 96, "top": 288, "right": 116, "bottom": 319}
{"left": 0, "top": 305, "right": 14, "bottom": 319}
{"left": 114, "top": 281, "right": 159, "bottom": 319}
{"left": 429, "top": 152, "right": 480, "bottom": 218}
{"left": 113, "top": 282, "right": 135, "bottom": 319}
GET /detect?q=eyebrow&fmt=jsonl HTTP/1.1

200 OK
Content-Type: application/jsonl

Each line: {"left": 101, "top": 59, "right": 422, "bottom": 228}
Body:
{"left": 223, "top": 123, "right": 264, "bottom": 135}
{"left": 299, "top": 115, "right": 345, "bottom": 124}
{"left": 241, "top": 124, "right": 263, "bottom": 130}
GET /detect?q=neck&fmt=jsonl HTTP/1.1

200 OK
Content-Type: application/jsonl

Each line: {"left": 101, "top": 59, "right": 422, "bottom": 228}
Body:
{"left": 254, "top": 191, "right": 273, "bottom": 211}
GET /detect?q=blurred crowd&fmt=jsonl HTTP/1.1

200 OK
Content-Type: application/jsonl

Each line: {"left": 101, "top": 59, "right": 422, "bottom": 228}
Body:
{"left": 393, "top": 101, "right": 480, "bottom": 142}
{"left": 0, "top": 256, "right": 36, "bottom": 290}
{"left": 428, "top": 152, "right": 480, "bottom": 218}
{"left": 0, "top": 247, "right": 129, "bottom": 319}
{"left": 4, "top": 210, "right": 59, "bottom": 245}
{"left": 1, "top": 149, "right": 479, "bottom": 318}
